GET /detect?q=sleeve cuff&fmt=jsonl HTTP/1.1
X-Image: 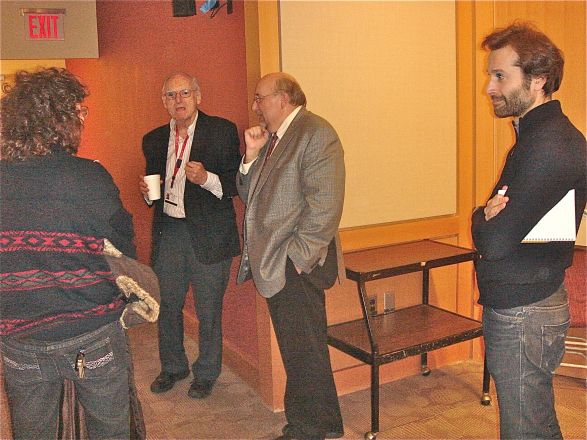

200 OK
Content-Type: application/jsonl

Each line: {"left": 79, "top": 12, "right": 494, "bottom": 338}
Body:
{"left": 239, "top": 157, "right": 257, "bottom": 175}
{"left": 200, "top": 171, "right": 223, "bottom": 199}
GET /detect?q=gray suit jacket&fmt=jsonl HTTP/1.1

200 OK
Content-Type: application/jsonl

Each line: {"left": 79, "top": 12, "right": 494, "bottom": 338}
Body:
{"left": 237, "top": 107, "right": 345, "bottom": 298}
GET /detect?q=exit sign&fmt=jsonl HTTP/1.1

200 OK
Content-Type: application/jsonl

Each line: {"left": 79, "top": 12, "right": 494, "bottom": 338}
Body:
{"left": 22, "top": 8, "right": 65, "bottom": 41}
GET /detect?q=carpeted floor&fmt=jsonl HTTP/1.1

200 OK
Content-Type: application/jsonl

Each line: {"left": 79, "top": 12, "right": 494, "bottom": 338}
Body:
{"left": 1, "top": 321, "right": 585, "bottom": 439}
{"left": 127, "top": 323, "right": 587, "bottom": 440}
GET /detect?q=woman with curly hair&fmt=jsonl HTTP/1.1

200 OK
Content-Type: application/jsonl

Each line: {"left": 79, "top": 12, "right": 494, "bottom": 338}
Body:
{"left": 0, "top": 67, "right": 136, "bottom": 439}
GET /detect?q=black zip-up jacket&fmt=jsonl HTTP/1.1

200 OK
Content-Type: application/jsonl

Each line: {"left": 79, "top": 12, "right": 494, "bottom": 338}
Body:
{"left": 472, "top": 100, "right": 586, "bottom": 308}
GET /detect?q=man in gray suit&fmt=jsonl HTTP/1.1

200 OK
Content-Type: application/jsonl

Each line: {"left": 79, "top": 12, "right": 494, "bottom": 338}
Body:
{"left": 237, "top": 73, "right": 345, "bottom": 440}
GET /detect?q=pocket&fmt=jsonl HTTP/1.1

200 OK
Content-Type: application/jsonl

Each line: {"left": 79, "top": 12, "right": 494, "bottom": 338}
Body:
{"left": 488, "top": 306, "right": 524, "bottom": 322}
{"left": 63, "top": 331, "right": 127, "bottom": 380}
{"left": 542, "top": 320, "right": 570, "bottom": 372}
{"left": 525, "top": 315, "right": 570, "bottom": 374}
{"left": 0, "top": 344, "right": 43, "bottom": 385}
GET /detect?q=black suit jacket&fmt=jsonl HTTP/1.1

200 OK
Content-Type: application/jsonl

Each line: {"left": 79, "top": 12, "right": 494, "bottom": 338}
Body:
{"left": 142, "top": 111, "right": 241, "bottom": 264}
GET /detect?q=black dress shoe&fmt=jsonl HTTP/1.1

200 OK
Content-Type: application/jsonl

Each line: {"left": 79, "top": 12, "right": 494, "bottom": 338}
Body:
{"left": 150, "top": 370, "right": 190, "bottom": 393}
{"left": 187, "top": 379, "right": 214, "bottom": 399}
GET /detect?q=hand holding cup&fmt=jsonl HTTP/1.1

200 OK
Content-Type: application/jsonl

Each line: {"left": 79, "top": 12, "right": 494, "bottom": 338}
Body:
{"left": 142, "top": 174, "right": 161, "bottom": 201}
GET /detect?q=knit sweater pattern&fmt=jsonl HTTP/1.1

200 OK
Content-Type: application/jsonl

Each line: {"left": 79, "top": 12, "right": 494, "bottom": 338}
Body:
{"left": 0, "top": 151, "right": 135, "bottom": 340}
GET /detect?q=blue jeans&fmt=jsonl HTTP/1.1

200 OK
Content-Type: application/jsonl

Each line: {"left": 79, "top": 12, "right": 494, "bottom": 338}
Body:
{"left": 483, "top": 284, "right": 570, "bottom": 439}
{"left": 1, "top": 321, "right": 130, "bottom": 439}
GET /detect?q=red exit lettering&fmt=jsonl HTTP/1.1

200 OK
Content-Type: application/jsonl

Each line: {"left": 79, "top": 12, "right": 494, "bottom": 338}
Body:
{"left": 28, "top": 15, "right": 59, "bottom": 39}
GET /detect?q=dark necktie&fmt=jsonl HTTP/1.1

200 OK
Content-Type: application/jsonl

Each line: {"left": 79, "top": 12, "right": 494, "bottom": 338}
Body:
{"left": 251, "top": 133, "right": 279, "bottom": 196}
{"left": 267, "top": 133, "right": 278, "bottom": 158}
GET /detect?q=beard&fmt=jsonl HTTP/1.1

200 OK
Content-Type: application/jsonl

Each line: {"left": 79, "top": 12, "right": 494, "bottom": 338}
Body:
{"left": 491, "top": 85, "right": 535, "bottom": 118}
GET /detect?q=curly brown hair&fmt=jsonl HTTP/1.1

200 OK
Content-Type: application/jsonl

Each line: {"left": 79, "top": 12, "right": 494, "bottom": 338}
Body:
{"left": 482, "top": 22, "right": 564, "bottom": 97}
{"left": 1, "top": 67, "right": 89, "bottom": 161}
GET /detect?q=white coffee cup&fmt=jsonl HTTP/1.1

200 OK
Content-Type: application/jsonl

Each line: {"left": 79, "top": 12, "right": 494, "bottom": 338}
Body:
{"left": 144, "top": 174, "right": 161, "bottom": 200}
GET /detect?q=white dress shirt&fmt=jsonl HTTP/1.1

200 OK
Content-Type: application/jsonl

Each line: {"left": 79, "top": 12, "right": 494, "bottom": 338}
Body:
{"left": 145, "top": 112, "right": 223, "bottom": 217}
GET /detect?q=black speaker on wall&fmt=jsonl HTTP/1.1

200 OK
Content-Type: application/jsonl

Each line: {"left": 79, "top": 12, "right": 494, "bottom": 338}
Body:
{"left": 172, "top": 0, "right": 196, "bottom": 17}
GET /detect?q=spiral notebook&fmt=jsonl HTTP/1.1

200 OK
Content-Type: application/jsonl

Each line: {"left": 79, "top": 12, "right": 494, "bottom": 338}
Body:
{"left": 522, "top": 189, "right": 576, "bottom": 242}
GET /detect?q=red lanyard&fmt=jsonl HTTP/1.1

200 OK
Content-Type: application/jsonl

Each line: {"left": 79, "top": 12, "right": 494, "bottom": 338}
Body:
{"left": 171, "top": 125, "right": 189, "bottom": 189}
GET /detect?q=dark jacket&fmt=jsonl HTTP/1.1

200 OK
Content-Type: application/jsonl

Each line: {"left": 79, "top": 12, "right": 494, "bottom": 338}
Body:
{"left": 142, "top": 111, "right": 241, "bottom": 264}
{"left": 472, "top": 100, "right": 587, "bottom": 308}
{"left": 0, "top": 150, "right": 135, "bottom": 339}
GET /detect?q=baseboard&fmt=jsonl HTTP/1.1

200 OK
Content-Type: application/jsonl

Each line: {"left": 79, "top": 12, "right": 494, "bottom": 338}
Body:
{"left": 222, "top": 340, "right": 259, "bottom": 391}
{"left": 183, "top": 310, "right": 260, "bottom": 392}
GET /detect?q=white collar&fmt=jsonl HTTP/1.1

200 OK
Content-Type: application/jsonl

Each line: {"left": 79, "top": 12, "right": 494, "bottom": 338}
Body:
{"left": 170, "top": 111, "right": 199, "bottom": 137}
{"left": 274, "top": 106, "right": 303, "bottom": 139}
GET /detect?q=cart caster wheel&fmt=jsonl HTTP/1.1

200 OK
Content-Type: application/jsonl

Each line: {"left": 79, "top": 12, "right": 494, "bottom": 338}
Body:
{"left": 481, "top": 393, "right": 492, "bottom": 406}
{"left": 421, "top": 367, "right": 431, "bottom": 376}
{"left": 365, "top": 432, "right": 377, "bottom": 440}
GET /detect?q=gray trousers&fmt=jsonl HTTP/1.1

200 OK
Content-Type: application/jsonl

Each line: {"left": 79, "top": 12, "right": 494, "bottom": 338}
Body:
{"left": 154, "top": 217, "right": 231, "bottom": 382}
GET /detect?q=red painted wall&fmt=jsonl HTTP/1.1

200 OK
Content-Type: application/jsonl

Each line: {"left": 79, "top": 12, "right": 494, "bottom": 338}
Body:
{"left": 66, "top": 0, "right": 258, "bottom": 363}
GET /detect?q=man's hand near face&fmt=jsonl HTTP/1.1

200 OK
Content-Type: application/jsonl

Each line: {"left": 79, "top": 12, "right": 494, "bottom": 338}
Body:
{"left": 244, "top": 126, "right": 270, "bottom": 163}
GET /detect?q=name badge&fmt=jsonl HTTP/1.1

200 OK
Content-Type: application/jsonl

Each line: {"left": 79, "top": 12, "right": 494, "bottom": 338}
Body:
{"left": 164, "top": 192, "right": 178, "bottom": 206}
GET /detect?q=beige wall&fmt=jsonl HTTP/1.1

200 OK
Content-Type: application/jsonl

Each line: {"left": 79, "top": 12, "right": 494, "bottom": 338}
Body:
{"left": 280, "top": 1, "right": 458, "bottom": 228}
{"left": 245, "top": 0, "right": 586, "bottom": 411}
{"left": 0, "top": 60, "right": 65, "bottom": 72}
{"left": 248, "top": 0, "right": 476, "bottom": 410}
{"left": 0, "top": 59, "right": 66, "bottom": 95}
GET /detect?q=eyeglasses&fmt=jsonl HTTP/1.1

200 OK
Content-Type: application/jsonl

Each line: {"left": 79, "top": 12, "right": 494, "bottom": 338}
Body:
{"left": 77, "top": 106, "right": 89, "bottom": 118}
{"left": 163, "top": 89, "right": 197, "bottom": 100}
{"left": 253, "top": 92, "right": 280, "bottom": 103}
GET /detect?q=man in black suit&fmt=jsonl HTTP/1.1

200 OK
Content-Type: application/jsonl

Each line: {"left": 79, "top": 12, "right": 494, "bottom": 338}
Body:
{"left": 139, "top": 72, "right": 241, "bottom": 398}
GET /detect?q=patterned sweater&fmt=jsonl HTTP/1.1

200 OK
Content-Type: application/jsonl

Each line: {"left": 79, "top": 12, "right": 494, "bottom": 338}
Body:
{"left": 0, "top": 150, "right": 135, "bottom": 340}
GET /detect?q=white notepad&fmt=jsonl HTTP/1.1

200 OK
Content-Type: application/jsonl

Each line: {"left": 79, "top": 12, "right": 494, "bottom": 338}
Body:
{"left": 522, "top": 189, "right": 576, "bottom": 242}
